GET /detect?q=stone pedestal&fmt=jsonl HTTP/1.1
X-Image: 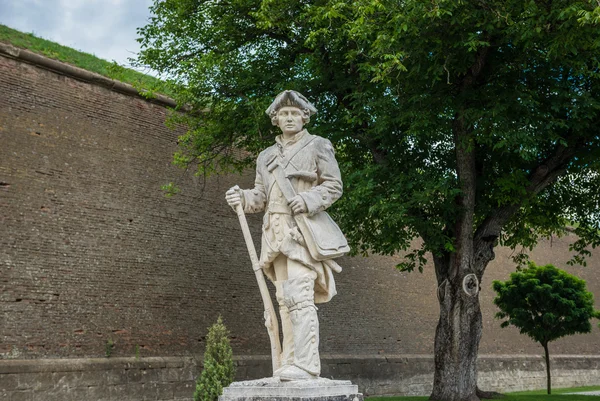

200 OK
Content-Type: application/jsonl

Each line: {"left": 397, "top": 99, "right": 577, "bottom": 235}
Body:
{"left": 219, "top": 377, "right": 363, "bottom": 401}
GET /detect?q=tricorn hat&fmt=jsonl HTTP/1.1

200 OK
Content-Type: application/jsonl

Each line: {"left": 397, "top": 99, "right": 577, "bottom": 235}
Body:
{"left": 265, "top": 90, "right": 317, "bottom": 118}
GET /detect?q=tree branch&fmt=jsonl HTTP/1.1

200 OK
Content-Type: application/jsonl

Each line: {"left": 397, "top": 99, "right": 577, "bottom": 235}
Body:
{"left": 452, "top": 112, "right": 477, "bottom": 278}
{"left": 458, "top": 43, "right": 490, "bottom": 90}
{"left": 473, "top": 142, "right": 586, "bottom": 272}
{"left": 447, "top": 43, "right": 492, "bottom": 278}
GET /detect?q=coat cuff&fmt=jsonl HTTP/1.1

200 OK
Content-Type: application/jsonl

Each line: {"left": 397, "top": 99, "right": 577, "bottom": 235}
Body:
{"left": 299, "top": 187, "right": 332, "bottom": 216}
{"left": 242, "top": 188, "right": 265, "bottom": 214}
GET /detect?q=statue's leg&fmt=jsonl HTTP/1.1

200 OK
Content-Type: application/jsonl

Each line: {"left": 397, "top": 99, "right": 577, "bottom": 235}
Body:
{"left": 280, "top": 262, "right": 320, "bottom": 381}
{"left": 273, "top": 255, "right": 294, "bottom": 376}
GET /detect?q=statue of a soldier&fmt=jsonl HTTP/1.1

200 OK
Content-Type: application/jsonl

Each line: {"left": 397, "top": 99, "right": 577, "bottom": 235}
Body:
{"left": 226, "top": 90, "right": 349, "bottom": 381}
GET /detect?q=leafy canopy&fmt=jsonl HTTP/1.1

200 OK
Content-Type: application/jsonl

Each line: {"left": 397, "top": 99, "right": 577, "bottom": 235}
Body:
{"left": 492, "top": 262, "right": 600, "bottom": 345}
{"left": 135, "top": 0, "right": 600, "bottom": 271}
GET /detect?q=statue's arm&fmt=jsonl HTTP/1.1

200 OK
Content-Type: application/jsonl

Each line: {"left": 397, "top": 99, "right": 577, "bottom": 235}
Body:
{"left": 299, "top": 139, "right": 343, "bottom": 216}
{"left": 241, "top": 164, "right": 267, "bottom": 214}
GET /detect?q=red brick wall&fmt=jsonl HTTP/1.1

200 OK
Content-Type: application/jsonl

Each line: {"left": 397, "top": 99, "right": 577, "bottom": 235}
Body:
{"left": 1, "top": 53, "right": 599, "bottom": 362}
{"left": 0, "top": 54, "right": 266, "bottom": 359}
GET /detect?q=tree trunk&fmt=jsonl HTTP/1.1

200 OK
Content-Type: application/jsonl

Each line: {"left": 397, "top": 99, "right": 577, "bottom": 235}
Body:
{"left": 543, "top": 342, "right": 551, "bottom": 395}
{"left": 430, "top": 258, "right": 483, "bottom": 401}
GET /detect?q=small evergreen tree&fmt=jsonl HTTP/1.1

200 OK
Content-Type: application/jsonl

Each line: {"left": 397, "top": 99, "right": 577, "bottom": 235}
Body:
{"left": 493, "top": 262, "right": 600, "bottom": 395}
{"left": 194, "top": 316, "right": 236, "bottom": 401}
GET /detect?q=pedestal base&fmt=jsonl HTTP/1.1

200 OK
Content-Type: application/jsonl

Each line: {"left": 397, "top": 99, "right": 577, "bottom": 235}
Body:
{"left": 219, "top": 377, "right": 364, "bottom": 401}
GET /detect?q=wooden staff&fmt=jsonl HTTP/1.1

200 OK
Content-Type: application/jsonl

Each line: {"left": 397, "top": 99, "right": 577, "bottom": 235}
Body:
{"left": 233, "top": 187, "right": 282, "bottom": 373}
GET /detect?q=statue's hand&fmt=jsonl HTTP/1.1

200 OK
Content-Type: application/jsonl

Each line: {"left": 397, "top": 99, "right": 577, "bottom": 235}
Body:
{"left": 289, "top": 195, "right": 307, "bottom": 215}
{"left": 225, "top": 186, "right": 243, "bottom": 210}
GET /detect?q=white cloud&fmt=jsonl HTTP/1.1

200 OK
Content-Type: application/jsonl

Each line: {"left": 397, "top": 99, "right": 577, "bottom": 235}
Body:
{"left": 0, "top": 0, "right": 154, "bottom": 68}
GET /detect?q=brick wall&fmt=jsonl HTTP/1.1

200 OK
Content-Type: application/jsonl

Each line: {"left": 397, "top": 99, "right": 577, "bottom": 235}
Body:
{"left": 0, "top": 53, "right": 272, "bottom": 359}
{"left": 1, "top": 49, "right": 600, "bottom": 398}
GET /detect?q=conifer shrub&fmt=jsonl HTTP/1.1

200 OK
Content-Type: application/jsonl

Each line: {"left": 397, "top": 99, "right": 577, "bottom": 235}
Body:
{"left": 193, "top": 316, "right": 236, "bottom": 401}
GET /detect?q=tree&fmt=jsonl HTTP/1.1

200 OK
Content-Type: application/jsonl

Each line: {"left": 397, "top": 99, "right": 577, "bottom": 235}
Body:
{"left": 135, "top": 1, "right": 600, "bottom": 400}
{"left": 194, "top": 316, "right": 236, "bottom": 401}
{"left": 493, "top": 262, "right": 600, "bottom": 395}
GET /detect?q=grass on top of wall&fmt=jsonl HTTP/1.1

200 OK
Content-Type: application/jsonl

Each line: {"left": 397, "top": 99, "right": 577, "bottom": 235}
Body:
{"left": 0, "top": 24, "right": 170, "bottom": 97}
{"left": 366, "top": 385, "right": 600, "bottom": 401}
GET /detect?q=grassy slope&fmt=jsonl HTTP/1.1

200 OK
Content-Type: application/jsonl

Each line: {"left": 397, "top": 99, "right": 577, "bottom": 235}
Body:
{"left": 0, "top": 24, "right": 167, "bottom": 96}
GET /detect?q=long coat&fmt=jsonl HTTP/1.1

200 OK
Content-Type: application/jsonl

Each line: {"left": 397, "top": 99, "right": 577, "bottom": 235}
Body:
{"left": 242, "top": 129, "right": 345, "bottom": 303}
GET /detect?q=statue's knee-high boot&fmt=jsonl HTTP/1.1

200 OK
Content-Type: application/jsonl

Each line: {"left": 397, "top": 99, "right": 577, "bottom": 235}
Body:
{"left": 274, "top": 281, "right": 294, "bottom": 376}
{"left": 279, "top": 274, "right": 320, "bottom": 381}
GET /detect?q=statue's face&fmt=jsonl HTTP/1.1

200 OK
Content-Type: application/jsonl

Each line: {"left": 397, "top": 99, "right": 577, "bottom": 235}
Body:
{"left": 276, "top": 106, "right": 304, "bottom": 136}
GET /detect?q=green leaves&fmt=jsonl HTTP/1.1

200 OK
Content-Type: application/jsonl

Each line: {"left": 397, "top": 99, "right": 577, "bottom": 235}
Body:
{"left": 135, "top": 0, "right": 600, "bottom": 270}
{"left": 492, "top": 262, "right": 600, "bottom": 345}
{"left": 491, "top": 261, "right": 599, "bottom": 396}
{"left": 161, "top": 182, "right": 181, "bottom": 198}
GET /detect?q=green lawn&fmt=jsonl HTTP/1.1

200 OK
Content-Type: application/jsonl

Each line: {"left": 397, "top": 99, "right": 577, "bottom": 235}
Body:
{"left": 369, "top": 395, "right": 600, "bottom": 401}
{"left": 511, "top": 385, "right": 600, "bottom": 396}
{"left": 367, "top": 386, "right": 600, "bottom": 400}
{"left": 0, "top": 24, "right": 169, "bottom": 96}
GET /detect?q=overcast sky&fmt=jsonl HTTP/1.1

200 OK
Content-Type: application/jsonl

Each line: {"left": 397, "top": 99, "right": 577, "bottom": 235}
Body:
{"left": 0, "top": 0, "right": 154, "bottom": 69}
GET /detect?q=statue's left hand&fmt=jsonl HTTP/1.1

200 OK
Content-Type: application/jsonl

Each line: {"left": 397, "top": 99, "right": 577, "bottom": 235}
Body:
{"left": 289, "top": 195, "right": 307, "bottom": 215}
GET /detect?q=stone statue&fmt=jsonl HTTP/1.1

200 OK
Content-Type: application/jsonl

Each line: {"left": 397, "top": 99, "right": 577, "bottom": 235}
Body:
{"left": 226, "top": 90, "right": 349, "bottom": 381}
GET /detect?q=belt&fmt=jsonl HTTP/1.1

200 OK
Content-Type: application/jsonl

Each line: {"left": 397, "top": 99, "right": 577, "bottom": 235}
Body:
{"left": 268, "top": 204, "right": 292, "bottom": 214}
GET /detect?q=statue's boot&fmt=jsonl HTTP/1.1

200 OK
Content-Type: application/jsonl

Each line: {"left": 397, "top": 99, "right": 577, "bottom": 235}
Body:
{"left": 273, "top": 281, "right": 294, "bottom": 377}
{"left": 279, "top": 273, "right": 320, "bottom": 381}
